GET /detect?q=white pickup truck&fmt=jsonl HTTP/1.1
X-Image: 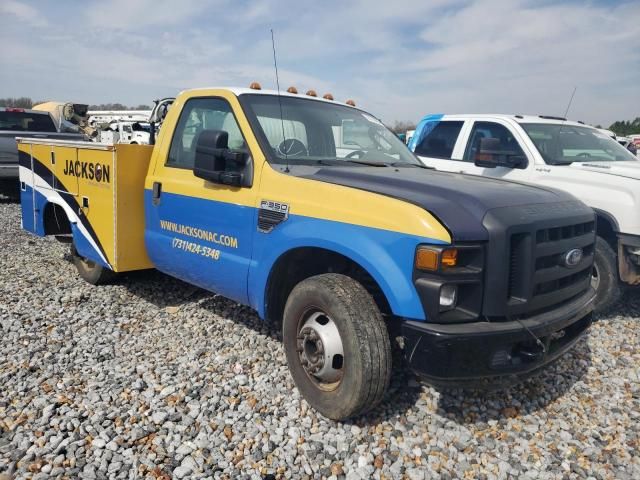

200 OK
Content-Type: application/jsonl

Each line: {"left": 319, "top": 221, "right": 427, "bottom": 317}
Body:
{"left": 408, "top": 114, "right": 640, "bottom": 313}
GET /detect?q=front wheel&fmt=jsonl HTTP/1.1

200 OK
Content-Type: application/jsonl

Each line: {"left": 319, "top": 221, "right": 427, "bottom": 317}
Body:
{"left": 71, "top": 244, "right": 116, "bottom": 285}
{"left": 592, "top": 236, "right": 621, "bottom": 315}
{"left": 282, "top": 273, "right": 391, "bottom": 420}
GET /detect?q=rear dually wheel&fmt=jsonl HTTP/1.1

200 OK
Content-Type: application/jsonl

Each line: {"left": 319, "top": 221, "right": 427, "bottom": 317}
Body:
{"left": 71, "top": 244, "right": 116, "bottom": 285}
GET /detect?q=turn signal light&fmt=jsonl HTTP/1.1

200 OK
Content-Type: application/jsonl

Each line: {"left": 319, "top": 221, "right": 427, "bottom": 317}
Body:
{"left": 415, "top": 247, "right": 458, "bottom": 271}
{"left": 415, "top": 248, "right": 439, "bottom": 271}
{"left": 441, "top": 249, "right": 458, "bottom": 267}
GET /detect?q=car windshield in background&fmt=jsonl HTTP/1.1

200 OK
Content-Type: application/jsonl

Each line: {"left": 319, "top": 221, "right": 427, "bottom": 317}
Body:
{"left": 521, "top": 123, "right": 637, "bottom": 164}
{"left": 240, "top": 94, "right": 421, "bottom": 167}
{"left": 0, "top": 111, "right": 57, "bottom": 132}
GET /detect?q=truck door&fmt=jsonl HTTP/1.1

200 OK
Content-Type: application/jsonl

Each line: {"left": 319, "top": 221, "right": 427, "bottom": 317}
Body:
{"left": 458, "top": 120, "right": 532, "bottom": 182}
{"left": 145, "top": 96, "right": 256, "bottom": 305}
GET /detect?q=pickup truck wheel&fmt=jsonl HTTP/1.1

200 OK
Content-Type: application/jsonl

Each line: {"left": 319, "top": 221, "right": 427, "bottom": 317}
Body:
{"left": 283, "top": 273, "right": 391, "bottom": 420}
{"left": 592, "top": 236, "right": 621, "bottom": 315}
{"left": 70, "top": 244, "right": 116, "bottom": 285}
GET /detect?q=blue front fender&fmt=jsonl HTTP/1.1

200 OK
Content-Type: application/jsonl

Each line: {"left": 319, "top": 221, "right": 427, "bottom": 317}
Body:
{"left": 248, "top": 213, "right": 447, "bottom": 322}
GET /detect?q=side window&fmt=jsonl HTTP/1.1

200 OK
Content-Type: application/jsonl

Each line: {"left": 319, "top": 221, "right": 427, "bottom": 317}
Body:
{"left": 464, "top": 121, "right": 525, "bottom": 163}
{"left": 414, "top": 121, "right": 463, "bottom": 159}
{"left": 167, "top": 98, "right": 247, "bottom": 169}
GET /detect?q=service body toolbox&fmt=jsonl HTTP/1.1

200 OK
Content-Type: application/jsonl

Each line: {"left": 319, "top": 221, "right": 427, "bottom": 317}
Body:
{"left": 18, "top": 86, "right": 596, "bottom": 420}
{"left": 19, "top": 140, "right": 153, "bottom": 272}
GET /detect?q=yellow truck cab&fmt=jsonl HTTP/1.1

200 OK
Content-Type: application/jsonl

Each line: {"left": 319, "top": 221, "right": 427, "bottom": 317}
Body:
{"left": 18, "top": 85, "right": 597, "bottom": 420}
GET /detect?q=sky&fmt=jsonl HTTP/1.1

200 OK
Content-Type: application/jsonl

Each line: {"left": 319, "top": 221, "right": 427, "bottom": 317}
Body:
{"left": 0, "top": 0, "right": 638, "bottom": 127}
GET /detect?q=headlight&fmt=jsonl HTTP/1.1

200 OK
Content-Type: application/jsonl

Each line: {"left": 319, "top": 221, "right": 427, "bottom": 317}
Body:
{"left": 413, "top": 244, "right": 485, "bottom": 323}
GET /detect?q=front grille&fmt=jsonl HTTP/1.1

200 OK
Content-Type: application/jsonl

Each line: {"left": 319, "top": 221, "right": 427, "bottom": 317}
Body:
{"left": 507, "top": 220, "right": 595, "bottom": 315}
{"left": 507, "top": 233, "right": 529, "bottom": 299}
{"left": 535, "top": 221, "right": 595, "bottom": 244}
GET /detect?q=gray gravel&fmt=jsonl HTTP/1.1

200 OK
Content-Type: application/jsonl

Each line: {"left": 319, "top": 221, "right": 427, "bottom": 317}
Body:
{"left": 1, "top": 196, "right": 639, "bottom": 480}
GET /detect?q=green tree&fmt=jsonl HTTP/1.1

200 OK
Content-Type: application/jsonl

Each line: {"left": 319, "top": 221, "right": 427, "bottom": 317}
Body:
{"left": 609, "top": 117, "right": 640, "bottom": 136}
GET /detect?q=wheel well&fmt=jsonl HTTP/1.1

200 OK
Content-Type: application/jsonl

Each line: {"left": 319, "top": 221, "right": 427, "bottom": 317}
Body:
{"left": 595, "top": 211, "right": 617, "bottom": 250}
{"left": 43, "top": 203, "right": 71, "bottom": 236}
{"left": 265, "top": 247, "right": 392, "bottom": 325}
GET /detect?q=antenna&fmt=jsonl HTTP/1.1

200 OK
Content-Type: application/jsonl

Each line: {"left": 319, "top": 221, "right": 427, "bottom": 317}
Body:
{"left": 271, "top": 29, "right": 289, "bottom": 173}
{"left": 563, "top": 86, "right": 577, "bottom": 119}
{"left": 557, "top": 86, "right": 577, "bottom": 143}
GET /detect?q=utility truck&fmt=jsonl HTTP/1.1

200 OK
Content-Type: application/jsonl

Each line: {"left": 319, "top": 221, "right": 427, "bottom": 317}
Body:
{"left": 408, "top": 114, "right": 640, "bottom": 313}
{"left": 18, "top": 87, "right": 596, "bottom": 420}
{"left": 97, "top": 121, "right": 151, "bottom": 145}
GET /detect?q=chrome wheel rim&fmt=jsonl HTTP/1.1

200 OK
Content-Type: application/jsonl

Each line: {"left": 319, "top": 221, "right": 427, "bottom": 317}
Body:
{"left": 297, "top": 310, "right": 344, "bottom": 390}
{"left": 591, "top": 264, "right": 600, "bottom": 291}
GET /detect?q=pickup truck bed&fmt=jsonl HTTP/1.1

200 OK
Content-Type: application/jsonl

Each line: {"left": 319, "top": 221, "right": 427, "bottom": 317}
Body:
{"left": 1, "top": 107, "right": 86, "bottom": 192}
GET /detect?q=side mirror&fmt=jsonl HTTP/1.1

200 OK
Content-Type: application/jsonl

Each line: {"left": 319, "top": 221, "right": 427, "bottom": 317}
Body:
{"left": 474, "top": 137, "right": 527, "bottom": 169}
{"left": 193, "top": 130, "right": 248, "bottom": 186}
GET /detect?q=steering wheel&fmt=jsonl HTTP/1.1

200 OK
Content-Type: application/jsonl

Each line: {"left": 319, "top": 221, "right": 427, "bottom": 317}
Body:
{"left": 577, "top": 152, "right": 591, "bottom": 158}
{"left": 277, "top": 138, "right": 308, "bottom": 157}
{"left": 345, "top": 150, "right": 366, "bottom": 159}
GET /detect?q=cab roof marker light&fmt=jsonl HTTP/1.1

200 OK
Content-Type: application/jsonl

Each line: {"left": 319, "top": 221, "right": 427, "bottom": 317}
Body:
{"left": 287, "top": 86, "right": 298, "bottom": 94}
{"left": 249, "top": 82, "right": 262, "bottom": 90}
{"left": 323, "top": 93, "right": 334, "bottom": 101}
{"left": 346, "top": 99, "right": 356, "bottom": 106}
{"left": 306, "top": 90, "right": 317, "bottom": 97}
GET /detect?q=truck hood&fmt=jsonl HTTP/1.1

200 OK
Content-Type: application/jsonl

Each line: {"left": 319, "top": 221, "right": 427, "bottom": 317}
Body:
{"left": 303, "top": 167, "right": 581, "bottom": 242}
{"left": 571, "top": 160, "right": 640, "bottom": 180}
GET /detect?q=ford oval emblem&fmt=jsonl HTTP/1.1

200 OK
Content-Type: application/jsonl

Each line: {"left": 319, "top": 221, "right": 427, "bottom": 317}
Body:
{"left": 563, "top": 248, "right": 583, "bottom": 268}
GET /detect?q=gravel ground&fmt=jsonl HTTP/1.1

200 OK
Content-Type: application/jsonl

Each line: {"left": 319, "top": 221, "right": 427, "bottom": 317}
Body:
{"left": 1, "top": 196, "right": 639, "bottom": 480}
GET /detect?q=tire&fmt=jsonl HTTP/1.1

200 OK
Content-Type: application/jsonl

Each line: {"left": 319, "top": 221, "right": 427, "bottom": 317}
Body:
{"left": 592, "top": 236, "right": 621, "bottom": 315}
{"left": 70, "top": 244, "right": 116, "bottom": 285}
{"left": 0, "top": 179, "right": 20, "bottom": 200}
{"left": 282, "top": 273, "right": 391, "bottom": 420}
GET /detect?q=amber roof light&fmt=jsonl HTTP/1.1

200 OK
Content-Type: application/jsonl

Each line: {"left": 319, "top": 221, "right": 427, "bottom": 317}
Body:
{"left": 287, "top": 86, "right": 298, "bottom": 94}
{"left": 323, "top": 93, "right": 334, "bottom": 100}
{"left": 306, "top": 90, "right": 317, "bottom": 97}
{"left": 346, "top": 99, "right": 356, "bottom": 106}
{"left": 249, "top": 82, "right": 262, "bottom": 90}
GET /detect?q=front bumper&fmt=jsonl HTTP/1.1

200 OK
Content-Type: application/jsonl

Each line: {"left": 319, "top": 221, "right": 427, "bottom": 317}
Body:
{"left": 618, "top": 233, "right": 640, "bottom": 285}
{"left": 401, "top": 287, "right": 595, "bottom": 387}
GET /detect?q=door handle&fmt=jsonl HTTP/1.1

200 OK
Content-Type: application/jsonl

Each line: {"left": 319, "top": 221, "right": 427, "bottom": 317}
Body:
{"left": 152, "top": 181, "right": 162, "bottom": 206}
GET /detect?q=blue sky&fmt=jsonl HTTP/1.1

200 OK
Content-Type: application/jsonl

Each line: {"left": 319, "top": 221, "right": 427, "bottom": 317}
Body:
{"left": 0, "top": 0, "right": 638, "bottom": 126}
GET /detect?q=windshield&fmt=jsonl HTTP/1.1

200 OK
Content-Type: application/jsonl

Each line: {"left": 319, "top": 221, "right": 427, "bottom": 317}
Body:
{"left": 0, "top": 111, "right": 57, "bottom": 132}
{"left": 239, "top": 94, "right": 421, "bottom": 166}
{"left": 521, "top": 123, "right": 637, "bottom": 163}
